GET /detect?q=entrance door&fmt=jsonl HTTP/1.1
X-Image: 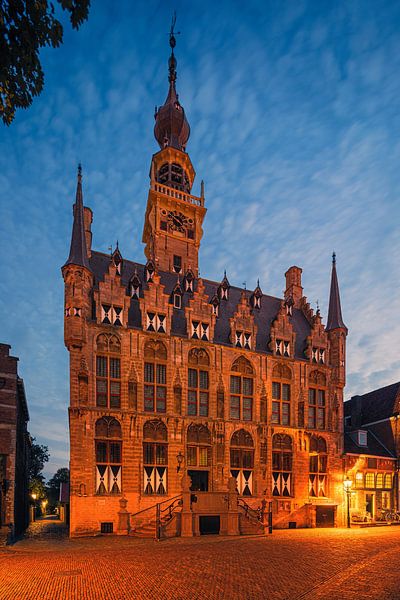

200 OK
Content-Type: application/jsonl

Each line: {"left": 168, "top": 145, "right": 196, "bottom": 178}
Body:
{"left": 199, "top": 515, "right": 220, "bottom": 535}
{"left": 188, "top": 470, "right": 209, "bottom": 492}
{"left": 316, "top": 506, "right": 335, "bottom": 527}
{"left": 366, "top": 493, "right": 374, "bottom": 518}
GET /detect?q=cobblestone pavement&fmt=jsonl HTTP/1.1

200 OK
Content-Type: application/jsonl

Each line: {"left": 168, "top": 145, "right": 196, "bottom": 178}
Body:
{"left": 1, "top": 526, "right": 400, "bottom": 599}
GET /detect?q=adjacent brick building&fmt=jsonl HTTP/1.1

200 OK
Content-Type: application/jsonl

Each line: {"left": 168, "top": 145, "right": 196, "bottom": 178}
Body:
{"left": 0, "top": 344, "right": 30, "bottom": 542}
{"left": 63, "top": 35, "right": 349, "bottom": 536}
{"left": 344, "top": 382, "right": 400, "bottom": 521}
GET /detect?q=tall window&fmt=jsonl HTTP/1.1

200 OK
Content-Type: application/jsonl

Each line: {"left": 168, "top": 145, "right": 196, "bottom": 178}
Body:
{"left": 187, "top": 424, "right": 211, "bottom": 491}
{"left": 309, "top": 436, "right": 327, "bottom": 497}
{"left": 230, "top": 429, "right": 254, "bottom": 496}
{"left": 272, "top": 434, "right": 293, "bottom": 497}
{"left": 187, "top": 348, "right": 209, "bottom": 416}
{"left": 143, "top": 420, "right": 168, "bottom": 495}
{"left": 271, "top": 364, "right": 292, "bottom": 425}
{"left": 308, "top": 371, "right": 327, "bottom": 429}
{"left": 96, "top": 334, "right": 121, "bottom": 408}
{"left": 230, "top": 357, "right": 254, "bottom": 421}
{"left": 95, "top": 417, "right": 122, "bottom": 495}
{"left": 144, "top": 341, "right": 167, "bottom": 413}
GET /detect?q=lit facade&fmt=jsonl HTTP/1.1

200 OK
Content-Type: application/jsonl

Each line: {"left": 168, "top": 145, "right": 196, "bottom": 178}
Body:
{"left": 63, "top": 36, "right": 349, "bottom": 536}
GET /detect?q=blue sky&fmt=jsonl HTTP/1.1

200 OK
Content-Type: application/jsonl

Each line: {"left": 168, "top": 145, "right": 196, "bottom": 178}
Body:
{"left": 1, "top": 0, "right": 399, "bottom": 477}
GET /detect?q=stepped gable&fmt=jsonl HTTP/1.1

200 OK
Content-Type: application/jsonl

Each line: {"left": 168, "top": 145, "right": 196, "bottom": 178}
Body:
{"left": 89, "top": 250, "right": 312, "bottom": 358}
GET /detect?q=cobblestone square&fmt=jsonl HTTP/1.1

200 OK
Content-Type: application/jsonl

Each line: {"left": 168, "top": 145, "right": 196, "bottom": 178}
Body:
{"left": 1, "top": 522, "right": 400, "bottom": 599}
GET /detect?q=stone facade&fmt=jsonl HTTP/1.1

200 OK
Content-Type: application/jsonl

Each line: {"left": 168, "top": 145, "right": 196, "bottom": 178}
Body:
{"left": 0, "top": 343, "right": 30, "bottom": 542}
{"left": 63, "top": 40, "right": 349, "bottom": 537}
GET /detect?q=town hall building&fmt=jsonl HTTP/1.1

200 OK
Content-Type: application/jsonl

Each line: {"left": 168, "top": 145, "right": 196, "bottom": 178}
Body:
{"left": 63, "top": 32, "right": 348, "bottom": 536}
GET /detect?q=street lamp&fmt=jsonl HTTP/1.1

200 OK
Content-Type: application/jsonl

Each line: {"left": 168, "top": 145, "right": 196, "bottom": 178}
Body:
{"left": 344, "top": 477, "right": 352, "bottom": 529}
{"left": 31, "top": 492, "right": 37, "bottom": 522}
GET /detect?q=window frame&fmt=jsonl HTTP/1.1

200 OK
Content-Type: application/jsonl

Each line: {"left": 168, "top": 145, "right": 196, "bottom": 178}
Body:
{"left": 144, "top": 359, "right": 167, "bottom": 414}
{"left": 96, "top": 355, "right": 121, "bottom": 409}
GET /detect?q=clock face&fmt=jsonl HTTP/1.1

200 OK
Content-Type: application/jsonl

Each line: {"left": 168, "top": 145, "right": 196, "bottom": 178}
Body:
{"left": 168, "top": 211, "right": 187, "bottom": 232}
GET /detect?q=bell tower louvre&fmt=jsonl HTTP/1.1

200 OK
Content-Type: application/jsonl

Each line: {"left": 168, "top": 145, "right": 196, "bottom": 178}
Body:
{"left": 63, "top": 18, "right": 349, "bottom": 538}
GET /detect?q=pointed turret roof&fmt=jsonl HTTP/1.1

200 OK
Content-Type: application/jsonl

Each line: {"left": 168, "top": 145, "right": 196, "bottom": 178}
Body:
{"left": 64, "top": 165, "right": 91, "bottom": 271}
{"left": 326, "top": 253, "right": 347, "bottom": 332}
{"left": 154, "top": 14, "right": 190, "bottom": 151}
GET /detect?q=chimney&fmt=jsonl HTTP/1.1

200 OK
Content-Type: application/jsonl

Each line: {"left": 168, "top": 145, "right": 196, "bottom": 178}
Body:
{"left": 284, "top": 266, "right": 303, "bottom": 307}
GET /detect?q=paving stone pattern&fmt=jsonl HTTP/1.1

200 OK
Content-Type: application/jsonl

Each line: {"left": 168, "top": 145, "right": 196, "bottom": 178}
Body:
{"left": 1, "top": 523, "right": 400, "bottom": 599}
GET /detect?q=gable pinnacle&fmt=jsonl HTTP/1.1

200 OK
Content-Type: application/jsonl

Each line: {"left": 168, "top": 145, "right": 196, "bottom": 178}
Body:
{"left": 326, "top": 253, "right": 347, "bottom": 332}
{"left": 63, "top": 165, "right": 91, "bottom": 271}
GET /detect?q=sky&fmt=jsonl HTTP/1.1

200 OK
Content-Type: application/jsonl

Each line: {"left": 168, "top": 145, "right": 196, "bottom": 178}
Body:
{"left": 1, "top": 0, "right": 400, "bottom": 478}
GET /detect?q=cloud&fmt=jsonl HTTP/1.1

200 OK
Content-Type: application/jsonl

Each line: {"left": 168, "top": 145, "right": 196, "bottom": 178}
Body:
{"left": 1, "top": 0, "right": 399, "bottom": 474}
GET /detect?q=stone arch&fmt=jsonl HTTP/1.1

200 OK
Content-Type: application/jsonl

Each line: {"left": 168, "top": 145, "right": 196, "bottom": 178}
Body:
{"left": 272, "top": 433, "right": 292, "bottom": 450}
{"left": 309, "top": 370, "right": 326, "bottom": 386}
{"left": 187, "top": 423, "right": 211, "bottom": 445}
{"left": 95, "top": 416, "right": 122, "bottom": 438}
{"left": 144, "top": 339, "right": 167, "bottom": 361}
{"left": 231, "top": 356, "right": 254, "bottom": 375}
{"left": 309, "top": 435, "right": 327, "bottom": 453}
{"left": 96, "top": 333, "right": 121, "bottom": 354}
{"left": 188, "top": 347, "right": 210, "bottom": 366}
{"left": 143, "top": 419, "right": 167, "bottom": 442}
{"left": 231, "top": 429, "right": 254, "bottom": 448}
{"left": 272, "top": 363, "right": 292, "bottom": 380}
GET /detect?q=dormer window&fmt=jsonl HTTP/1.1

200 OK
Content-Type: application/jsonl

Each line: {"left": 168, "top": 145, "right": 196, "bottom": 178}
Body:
{"left": 112, "top": 248, "right": 122, "bottom": 276}
{"left": 185, "top": 270, "right": 194, "bottom": 292}
{"left": 131, "top": 283, "right": 140, "bottom": 299}
{"left": 174, "top": 294, "right": 182, "bottom": 309}
{"left": 357, "top": 430, "right": 368, "bottom": 447}
{"left": 286, "top": 304, "right": 292, "bottom": 316}
{"left": 253, "top": 295, "right": 261, "bottom": 309}
{"left": 146, "top": 261, "right": 155, "bottom": 283}
{"left": 235, "top": 331, "right": 252, "bottom": 350}
{"left": 101, "top": 305, "right": 122, "bottom": 327}
{"left": 276, "top": 339, "right": 290, "bottom": 357}
{"left": 173, "top": 255, "right": 182, "bottom": 274}
{"left": 191, "top": 321, "right": 209, "bottom": 341}
{"left": 312, "top": 347, "right": 325, "bottom": 364}
{"left": 146, "top": 313, "right": 166, "bottom": 334}
{"left": 219, "top": 287, "right": 228, "bottom": 300}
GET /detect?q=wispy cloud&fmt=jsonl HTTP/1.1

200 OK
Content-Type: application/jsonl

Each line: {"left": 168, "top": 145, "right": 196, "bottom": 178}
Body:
{"left": 1, "top": 0, "right": 399, "bottom": 476}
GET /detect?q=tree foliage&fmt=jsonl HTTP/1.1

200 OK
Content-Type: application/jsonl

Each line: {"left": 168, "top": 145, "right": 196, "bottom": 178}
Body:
{"left": 29, "top": 476, "right": 47, "bottom": 500}
{"left": 47, "top": 467, "right": 69, "bottom": 490}
{"left": 29, "top": 437, "right": 50, "bottom": 481}
{"left": 0, "top": 0, "right": 90, "bottom": 125}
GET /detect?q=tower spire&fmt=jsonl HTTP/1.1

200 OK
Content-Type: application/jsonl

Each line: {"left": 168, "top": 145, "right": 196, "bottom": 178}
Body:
{"left": 154, "top": 13, "right": 190, "bottom": 151}
{"left": 64, "top": 164, "right": 91, "bottom": 271}
{"left": 326, "top": 252, "right": 346, "bottom": 331}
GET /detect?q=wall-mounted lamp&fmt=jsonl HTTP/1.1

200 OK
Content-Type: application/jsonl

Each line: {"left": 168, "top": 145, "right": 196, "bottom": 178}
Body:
{"left": 176, "top": 451, "right": 184, "bottom": 473}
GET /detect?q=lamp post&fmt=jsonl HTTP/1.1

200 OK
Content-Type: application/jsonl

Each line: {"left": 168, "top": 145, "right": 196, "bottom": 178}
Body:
{"left": 31, "top": 492, "right": 37, "bottom": 522}
{"left": 343, "top": 477, "right": 352, "bottom": 529}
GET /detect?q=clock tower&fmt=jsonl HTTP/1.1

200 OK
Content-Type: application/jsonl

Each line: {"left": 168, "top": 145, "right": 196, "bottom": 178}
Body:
{"left": 142, "top": 26, "right": 206, "bottom": 276}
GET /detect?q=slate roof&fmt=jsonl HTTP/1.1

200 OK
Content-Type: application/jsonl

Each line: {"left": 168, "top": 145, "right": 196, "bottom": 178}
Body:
{"left": 326, "top": 253, "right": 347, "bottom": 331}
{"left": 344, "top": 430, "right": 395, "bottom": 458}
{"left": 89, "top": 251, "right": 313, "bottom": 360}
{"left": 345, "top": 382, "right": 400, "bottom": 425}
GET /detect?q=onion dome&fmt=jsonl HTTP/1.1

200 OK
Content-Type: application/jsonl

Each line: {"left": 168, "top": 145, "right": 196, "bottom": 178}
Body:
{"left": 154, "top": 22, "right": 190, "bottom": 151}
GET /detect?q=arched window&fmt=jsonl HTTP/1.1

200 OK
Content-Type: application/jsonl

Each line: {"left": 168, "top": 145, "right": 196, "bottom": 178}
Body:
{"left": 188, "top": 348, "right": 209, "bottom": 417}
{"left": 96, "top": 334, "right": 121, "bottom": 408}
{"left": 271, "top": 364, "right": 292, "bottom": 426}
{"left": 144, "top": 341, "right": 167, "bottom": 413}
{"left": 308, "top": 371, "right": 327, "bottom": 430}
{"left": 230, "top": 429, "right": 254, "bottom": 496}
{"left": 186, "top": 424, "right": 211, "bottom": 491}
{"left": 309, "top": 436, "right": 327, "bottom": 497}
{"left": 230, "top": 357, "right": 254, "bottom": 421}
{"left": 272, "top": 434, "right": 292, "bottom": 497}
{"left": 95, "top": 417, "right": 122, "bottom": 495}
{"left": 143, "top": 420, "right": 168, "bottom": 495}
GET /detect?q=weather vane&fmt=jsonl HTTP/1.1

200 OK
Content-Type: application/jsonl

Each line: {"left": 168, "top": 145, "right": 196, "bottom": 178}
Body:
{"left": 169, "top": 11, "right": 180, "bottom": 49}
